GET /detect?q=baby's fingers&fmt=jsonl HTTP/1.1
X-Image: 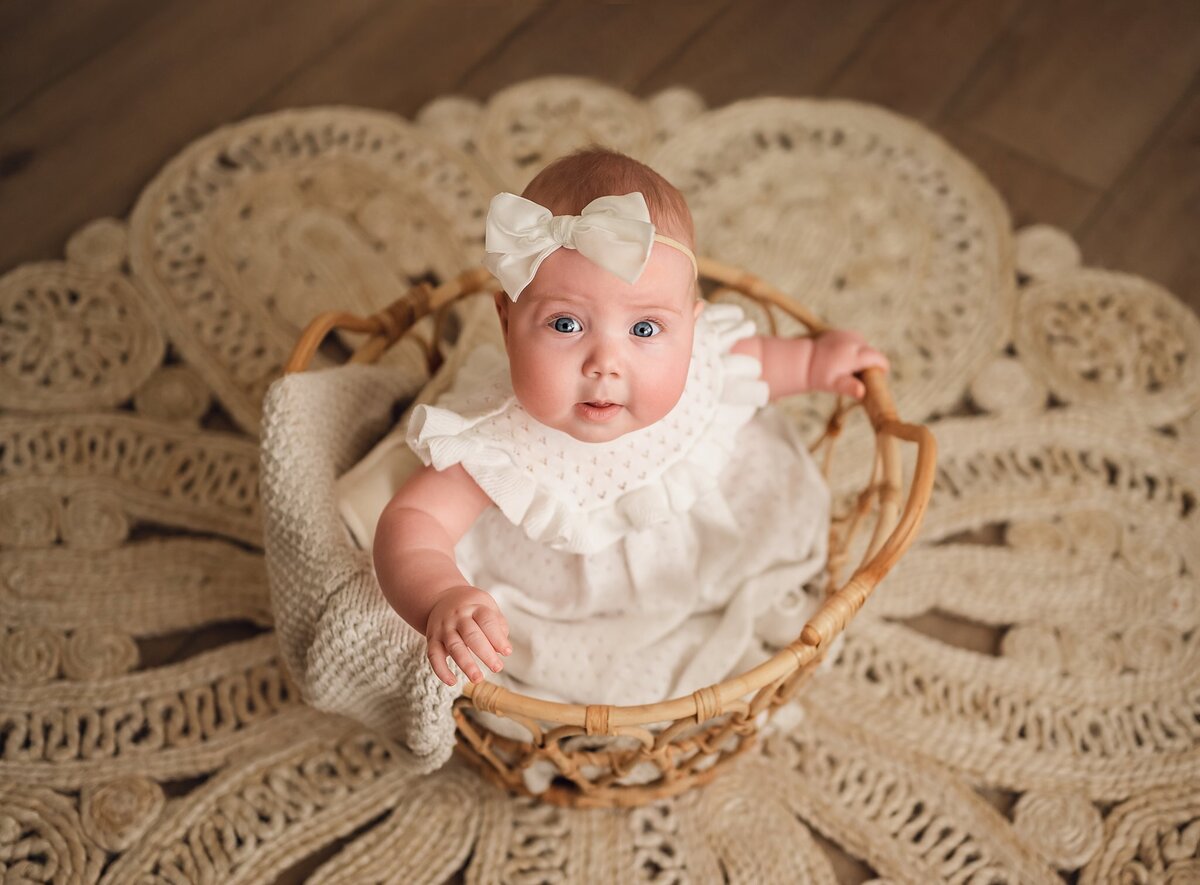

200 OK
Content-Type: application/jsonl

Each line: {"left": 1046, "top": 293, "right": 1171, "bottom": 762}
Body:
{"left": 444, "top": 636, "right": 485, "bottom": 684}
{"left": 459, "top": 619, "right": 504, "bottom": 676}
{"left": 427, "top": 639, "right": 457, "bottom": 687}
{"left": 857, "top": 345, "right": 890, "bottom": 373}
{"left": 476, "top": 609, "right": 512, "bottom": 658}
{"left": 833, "top": 375, "right": 866, "bottom": 399}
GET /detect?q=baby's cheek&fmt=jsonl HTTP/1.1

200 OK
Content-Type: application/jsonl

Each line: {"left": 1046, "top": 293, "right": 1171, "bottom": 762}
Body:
{"left": 512, "top": 357, "right": 571, "bottom": 420}
{"left": 642, "top": 384, "right": 683, "bottom": 423}
{"left": 636, "top": 356, "right": 690, "bottom": 423}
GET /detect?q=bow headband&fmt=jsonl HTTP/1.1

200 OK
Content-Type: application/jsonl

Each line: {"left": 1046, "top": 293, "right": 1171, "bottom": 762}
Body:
{"left": 483, "top": 191, "right": 698, "bottom": 301}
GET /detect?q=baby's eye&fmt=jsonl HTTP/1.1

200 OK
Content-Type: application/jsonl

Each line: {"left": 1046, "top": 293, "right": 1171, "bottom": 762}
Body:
{"left": 630, "top": 320, "right": 662, "bottom": 338}
{"left": 551, "top": 316, "right": 582, "bottom": 334}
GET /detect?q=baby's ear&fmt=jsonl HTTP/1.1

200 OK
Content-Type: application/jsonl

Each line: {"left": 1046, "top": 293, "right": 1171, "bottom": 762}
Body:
{"left": 693, "top": 298, "right": 705, "bottom": 319}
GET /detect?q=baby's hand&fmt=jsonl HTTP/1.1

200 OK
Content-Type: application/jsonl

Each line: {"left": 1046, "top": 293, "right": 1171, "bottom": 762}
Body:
{"left": 809, "top": 329, "right": 890, "bottom": 399}
{"left": 425, "top": 585, "right": 512, "bottom": 687}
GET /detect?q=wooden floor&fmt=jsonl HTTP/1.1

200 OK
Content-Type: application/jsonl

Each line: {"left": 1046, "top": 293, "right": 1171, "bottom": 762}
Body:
{"left": 1, "top": 0, "right": 1197, "bottom": 314}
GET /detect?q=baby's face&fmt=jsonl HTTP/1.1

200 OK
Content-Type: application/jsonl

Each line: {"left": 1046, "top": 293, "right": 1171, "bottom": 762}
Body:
{"left": 496, "top": 243, "right": 702, "bottom": 443}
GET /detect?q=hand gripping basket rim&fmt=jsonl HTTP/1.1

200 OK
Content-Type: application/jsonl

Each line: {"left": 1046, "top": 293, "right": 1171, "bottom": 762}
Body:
{"left": 284, "top": 258, "right": 937, "bottom": 808}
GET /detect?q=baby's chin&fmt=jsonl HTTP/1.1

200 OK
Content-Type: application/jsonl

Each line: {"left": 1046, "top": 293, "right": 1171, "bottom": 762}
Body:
{"left": 561, "top": 421, "right": 636, "bottom": 444}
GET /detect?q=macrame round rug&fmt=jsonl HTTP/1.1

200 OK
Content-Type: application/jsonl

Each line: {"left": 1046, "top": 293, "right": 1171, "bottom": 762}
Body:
{"left": 2, "top": 76, "right": 1198, "bottom": 884}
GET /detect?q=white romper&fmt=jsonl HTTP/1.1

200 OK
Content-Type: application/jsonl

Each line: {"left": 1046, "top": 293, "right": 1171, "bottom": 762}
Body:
{"left": 406, "top": 302, "right": 831, "bottom": 708}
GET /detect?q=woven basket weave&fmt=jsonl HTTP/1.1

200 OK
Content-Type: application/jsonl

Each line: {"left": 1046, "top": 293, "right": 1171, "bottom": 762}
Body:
{"left": 286, "top": 258, "right": 936, "bottom": 808}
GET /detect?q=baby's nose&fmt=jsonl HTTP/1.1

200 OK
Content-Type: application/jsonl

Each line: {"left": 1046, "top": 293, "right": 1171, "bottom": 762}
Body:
{"left": 583, "top": 339, "right": 621, "bottom": 377}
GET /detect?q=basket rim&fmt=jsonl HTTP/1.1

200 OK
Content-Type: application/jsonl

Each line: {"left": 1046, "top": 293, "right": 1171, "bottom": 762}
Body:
{"left": 285, "top": 258, "right": 937, "bottom": 732}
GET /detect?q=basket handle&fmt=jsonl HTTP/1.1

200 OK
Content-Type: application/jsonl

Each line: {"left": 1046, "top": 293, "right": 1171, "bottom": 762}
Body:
{"left": 282, "top": 267, "right": 494, "bottom": 375}
{"left": 282, "top": 282, "right": 430, "bottom": 375}
{"left": 708, "top": 266, "right": 938, "bottom": 653}
{"left": 798, "top": 413, "right": 937, "bottom": 648}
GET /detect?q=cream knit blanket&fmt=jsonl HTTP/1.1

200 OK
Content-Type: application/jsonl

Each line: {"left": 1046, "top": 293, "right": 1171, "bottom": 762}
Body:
{"left": 261, "top": 361, "right": 459, "bottom": 771}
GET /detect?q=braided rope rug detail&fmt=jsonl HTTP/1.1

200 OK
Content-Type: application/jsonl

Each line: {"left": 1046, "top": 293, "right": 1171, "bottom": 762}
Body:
{"left": 1, "top": 76, "right": 1198, "bottom": 884}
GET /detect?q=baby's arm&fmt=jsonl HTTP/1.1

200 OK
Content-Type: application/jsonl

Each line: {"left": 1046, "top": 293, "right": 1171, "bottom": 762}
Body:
{"left": 373, "top": 463, "right": 511, "bottom": 686}
{"left": 732, "top": 330, "right": 889, "bottom": 400}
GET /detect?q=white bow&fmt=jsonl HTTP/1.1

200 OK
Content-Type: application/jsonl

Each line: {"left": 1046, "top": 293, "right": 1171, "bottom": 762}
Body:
{"left": 483, "top": 191, "right": 657, "bottom": 300}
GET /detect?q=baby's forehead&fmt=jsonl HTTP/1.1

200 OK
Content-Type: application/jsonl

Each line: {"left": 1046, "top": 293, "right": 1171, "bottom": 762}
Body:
{"left": 521, "top": 279, "right": 694, "bottom": 314}
{"left": 521, "top": 246, "right": 695, "bottom": 309}
{"left": 522, "top": 290, "right": 687, "bottom": 317}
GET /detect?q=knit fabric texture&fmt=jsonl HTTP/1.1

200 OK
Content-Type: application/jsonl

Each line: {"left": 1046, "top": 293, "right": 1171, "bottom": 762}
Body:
{"left": 261, "top": 361, "right": 459, "bottom": 770}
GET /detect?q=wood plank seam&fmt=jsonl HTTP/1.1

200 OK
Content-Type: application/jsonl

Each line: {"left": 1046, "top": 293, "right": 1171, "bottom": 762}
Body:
{"left": 633, "top": 0, "right": 741, "bottom": 95}
{"left": 246, "top": 0, "right": 408, "bottom": 115}
{"left": 1075, "top": 69, "right": 1200, "bottom": 241}
{"left": 932, "top": 0, "right": 1037, "bottom": 128}
{"left": 814, "top": 0, "right": 904, "bottom": 96}
{"left": 450, "top": 0, "right": 557, "bottom": 92}
{"left": 0, "top": 2, "right": 176, "bottom": 122}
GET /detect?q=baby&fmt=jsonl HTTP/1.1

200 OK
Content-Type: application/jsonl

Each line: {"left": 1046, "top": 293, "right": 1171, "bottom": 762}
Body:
{"left": 372, "top": 147, "right": 887, "bottom": 704}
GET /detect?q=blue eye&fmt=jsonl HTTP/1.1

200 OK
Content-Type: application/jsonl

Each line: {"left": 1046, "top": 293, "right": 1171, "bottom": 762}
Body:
{"left": 551, "top": 316, "right": 582, "bottom": 333}
{"left": 631, "top": 320, "right": 661, "bottom": 338}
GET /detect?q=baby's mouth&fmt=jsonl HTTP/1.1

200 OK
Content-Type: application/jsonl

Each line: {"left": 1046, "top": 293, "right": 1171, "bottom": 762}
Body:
{"left": 576, "top": 401, "right": 623, "bottom": 422}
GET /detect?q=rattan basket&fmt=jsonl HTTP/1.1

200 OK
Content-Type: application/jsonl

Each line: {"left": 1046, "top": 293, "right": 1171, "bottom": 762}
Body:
{"left": 286, "top": 258, "right": 936, "bottom": 808}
